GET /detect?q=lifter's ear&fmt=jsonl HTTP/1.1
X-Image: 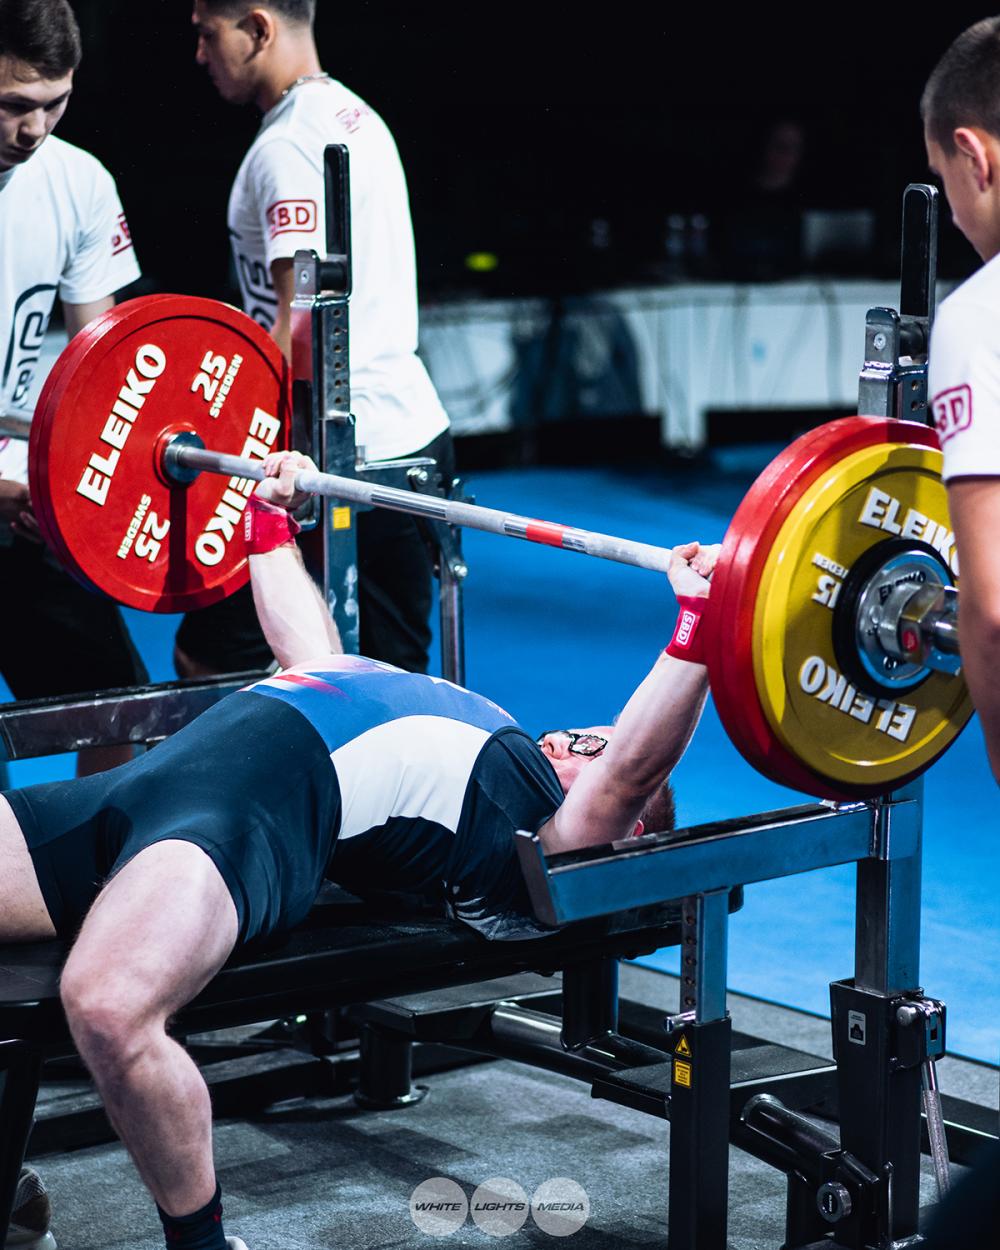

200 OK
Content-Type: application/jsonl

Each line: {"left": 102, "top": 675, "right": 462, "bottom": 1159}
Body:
{"left": 242, "top": 9, "right": 278, "bottom": 51}
{"left": 954, "top": 127, "right": 994, "bottom": 191}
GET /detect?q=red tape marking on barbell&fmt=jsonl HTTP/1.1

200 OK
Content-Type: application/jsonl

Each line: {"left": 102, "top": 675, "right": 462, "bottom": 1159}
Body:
{"left": 525, "top": 520, "right": 568, "bottom": 548}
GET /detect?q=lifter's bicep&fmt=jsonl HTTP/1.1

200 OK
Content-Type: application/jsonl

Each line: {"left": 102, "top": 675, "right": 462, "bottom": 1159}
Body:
{"left": 537, "top": 761, "right": 645, "bottom": 855}
{"left": 949, "top": 477, "right": 1000, "bottom": 620}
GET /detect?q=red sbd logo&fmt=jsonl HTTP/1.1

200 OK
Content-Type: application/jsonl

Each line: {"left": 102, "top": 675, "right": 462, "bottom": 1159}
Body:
{"left": 267, "top": 200, "right": 318, "bottom": 238}
{"left": 931, "top": 384, "right": 973, "bottom": 443}
{"left": 111, "top": 212, "right": 133, "bottom": 255}
{"left": 336, "top": 105, "right": 370, "bottom": 134}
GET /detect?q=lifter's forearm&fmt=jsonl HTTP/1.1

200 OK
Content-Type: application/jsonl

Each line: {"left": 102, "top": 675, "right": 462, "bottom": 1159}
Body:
{"left": 249, "top": 544, "right": 342, "bottom": 668}
{"left": 612, "top": 650, "right": 710, "bottom": 782}
{"left": 958, "top": 612, "right": 1000, "bottom": 783}
{"left": 949, "top": 480, "right": 1000, "bottom": 785}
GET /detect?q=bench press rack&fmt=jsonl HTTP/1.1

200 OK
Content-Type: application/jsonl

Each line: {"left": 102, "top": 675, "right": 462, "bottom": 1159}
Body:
{"left": 1, "top": 170, "right": 996, "bottom": 1248}
{"left": 289, "top": 144, "right": 468, "bottom": 684}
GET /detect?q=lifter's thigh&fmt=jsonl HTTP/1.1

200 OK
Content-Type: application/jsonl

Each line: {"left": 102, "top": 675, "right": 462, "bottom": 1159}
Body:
{"left": 0, "top": 796, "right": 57, "bottom": 941}
{"left": 61, "top": 840, "right": 239, "bottom": 1041}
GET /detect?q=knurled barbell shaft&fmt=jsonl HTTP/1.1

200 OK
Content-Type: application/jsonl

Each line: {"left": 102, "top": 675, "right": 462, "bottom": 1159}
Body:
{"left": 164, "top": 441, "right": 675, "bottom": 575}
{"left": 10, "top": 411, "right": 967, "bottom": 659}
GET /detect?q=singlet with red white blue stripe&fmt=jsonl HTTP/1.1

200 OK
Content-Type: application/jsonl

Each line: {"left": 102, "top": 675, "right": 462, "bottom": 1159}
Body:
{"left": 245, "top": 655, "right": 563, "bottom": 937}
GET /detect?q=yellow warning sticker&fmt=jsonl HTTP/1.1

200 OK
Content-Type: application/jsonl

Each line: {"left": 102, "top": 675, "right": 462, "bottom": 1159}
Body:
{"left": 673, "top": 1061, "right": 693, "bottom": 1088}
{"left": 675, "top": 1036, "right": 692, "bottom": 1058}
{"left": 332, "top": 507, "right": 352, "bottom": 531}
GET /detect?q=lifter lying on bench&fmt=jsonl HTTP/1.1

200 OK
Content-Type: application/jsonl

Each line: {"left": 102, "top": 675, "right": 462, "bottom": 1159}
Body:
{"left": 0, "top": 451, "right": 717, "bottom": 1250}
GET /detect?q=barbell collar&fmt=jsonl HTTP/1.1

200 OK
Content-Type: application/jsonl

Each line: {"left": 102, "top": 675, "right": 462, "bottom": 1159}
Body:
{"left": 928, "top": 614, "right": 959, "bottom": 657}
{"left": 902, "top": 583, "right": 961, "bottom": 667}
{"left": 881, "top": 582, "right": 961, "bottom": 673}
{"left": 163, "top": 438, "right": 675, "bottom": 575}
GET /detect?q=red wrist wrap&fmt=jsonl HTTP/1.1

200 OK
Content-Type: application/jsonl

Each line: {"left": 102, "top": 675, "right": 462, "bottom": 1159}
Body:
{"left": 245, "top": 495, "right": 302, "bottom": 555}
{"left": 665, "top": 595, "right": 707, "bottom": 664}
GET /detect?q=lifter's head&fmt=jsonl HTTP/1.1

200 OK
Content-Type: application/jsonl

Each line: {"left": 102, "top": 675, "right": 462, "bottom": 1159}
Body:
{"left": 192, "top": 1, "right": 317, "bottom": 110}
{"left": 0, "top": 0, "right": 79, "bottom": 171}
{"left": 922, "top": 17, "right": 1000, "bottom": 261}
{"left": 536, "top": 727, "right": 677, "bottom": 834}
{"left": 536, "top": 727, "right": 616, "bottom": 794}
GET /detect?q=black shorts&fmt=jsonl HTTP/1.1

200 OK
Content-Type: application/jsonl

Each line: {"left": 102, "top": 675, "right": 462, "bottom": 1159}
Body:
{"left": 5, "top": 692, "right": 340, "bottom": 947}
{"left": 0, "top": 536, "right": 148, "bottom": 699}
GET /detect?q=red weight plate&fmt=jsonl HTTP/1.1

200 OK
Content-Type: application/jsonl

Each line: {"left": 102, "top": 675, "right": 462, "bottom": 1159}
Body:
{"left": 30, "top": 294, "right": 290, "bottom": 612}
{"left": 28, "top": 300, "right": 182, "bottom": 546}
{"left": 703, "top": 417, "right": 941, "bottom": 800}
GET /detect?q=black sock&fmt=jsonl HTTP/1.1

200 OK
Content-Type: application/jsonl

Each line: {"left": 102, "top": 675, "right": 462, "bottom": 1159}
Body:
{"left": 157, "top": 1182, "right": 227, "bottom": 1249}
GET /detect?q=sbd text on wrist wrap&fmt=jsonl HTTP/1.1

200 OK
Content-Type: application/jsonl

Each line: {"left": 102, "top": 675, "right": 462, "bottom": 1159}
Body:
{"left": 245, "top": 495, "right": 302, "bottom": 555}
{"left": 665, "top": 595, "right": 707, "bottom": 665}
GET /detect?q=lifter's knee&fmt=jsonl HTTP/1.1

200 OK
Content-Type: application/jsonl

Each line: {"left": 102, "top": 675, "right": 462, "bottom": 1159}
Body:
{"left": 60, "top": 963, "right": 164, "bottom": 1077}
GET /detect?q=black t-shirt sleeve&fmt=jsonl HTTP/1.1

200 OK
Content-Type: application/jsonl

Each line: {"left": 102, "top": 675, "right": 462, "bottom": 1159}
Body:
{"left": 447, "top": 727, "right": 563, "bottom": 930}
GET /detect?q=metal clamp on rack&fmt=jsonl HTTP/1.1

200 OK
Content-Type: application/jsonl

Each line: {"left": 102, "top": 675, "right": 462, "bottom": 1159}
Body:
{"left": 859, "top": 183, "right": 938, "bottom": 423}
{"left": 288, "top": 143, "right": 467, "bottom": 681}
{"left": 289, "top": 144, "right": 356, "bottom": 647}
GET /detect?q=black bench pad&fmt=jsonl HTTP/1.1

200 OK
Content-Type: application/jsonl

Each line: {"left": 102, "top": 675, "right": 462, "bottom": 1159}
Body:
{"left": 0, "top": 887, "right": 687, "bottom": 1047}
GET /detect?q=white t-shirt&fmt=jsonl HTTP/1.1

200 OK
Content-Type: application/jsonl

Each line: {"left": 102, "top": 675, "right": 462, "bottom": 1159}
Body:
{"left": 228, "top": 77, "right": 449, "bottom": 462}
{"left": 929, "top": 252, "right": 1000, "bottom": 480}
{"left": 0, "top": 136, "right": 140, "bottom": 486}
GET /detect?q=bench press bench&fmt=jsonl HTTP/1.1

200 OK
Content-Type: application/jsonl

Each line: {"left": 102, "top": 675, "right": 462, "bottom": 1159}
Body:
{"left": 0, "top": 881, "right": 698, "bottom": 1229}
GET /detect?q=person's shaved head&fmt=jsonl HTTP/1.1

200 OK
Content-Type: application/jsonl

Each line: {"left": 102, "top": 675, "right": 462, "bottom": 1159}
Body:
{"left": 921, "top": 16, "right": 1000, "bottom": 154}
{"left": 196, "top": 0, "right": 314, "bottom": 24}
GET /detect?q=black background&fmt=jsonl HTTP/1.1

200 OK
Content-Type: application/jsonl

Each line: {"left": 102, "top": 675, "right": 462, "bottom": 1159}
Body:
{"left": 57, "top": 3, "right": 996, "bottom": 302}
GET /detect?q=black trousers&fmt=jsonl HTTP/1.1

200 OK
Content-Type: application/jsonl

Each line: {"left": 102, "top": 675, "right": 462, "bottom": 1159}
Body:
{"left": 357, "top": 428, "right": 456, "bottom": 673}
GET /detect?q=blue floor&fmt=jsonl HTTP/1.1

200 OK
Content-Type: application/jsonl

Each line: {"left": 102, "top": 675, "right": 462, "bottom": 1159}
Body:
{"left": 2, "top": 451, "right": 997, "bottom": 1063}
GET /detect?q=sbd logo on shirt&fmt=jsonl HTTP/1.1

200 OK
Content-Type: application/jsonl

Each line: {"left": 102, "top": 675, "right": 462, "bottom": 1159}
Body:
{"left": 267, "top": 199, "right": 318, "bottom": 238}
{"left": 111, "top": 212, "right": 133, "bottom": 256}
{"left": 931, "top": 384, "right": 973, "bottom": 443}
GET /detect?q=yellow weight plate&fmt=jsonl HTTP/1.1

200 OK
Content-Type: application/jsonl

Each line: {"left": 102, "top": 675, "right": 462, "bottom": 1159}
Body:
{"left": 751, "top": 441, "right": 972, "bottom": 789}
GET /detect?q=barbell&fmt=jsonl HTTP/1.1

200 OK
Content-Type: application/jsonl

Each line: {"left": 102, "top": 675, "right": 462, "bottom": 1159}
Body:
{"left": 15, "top": 294, "right": 972, "bottom": 800}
